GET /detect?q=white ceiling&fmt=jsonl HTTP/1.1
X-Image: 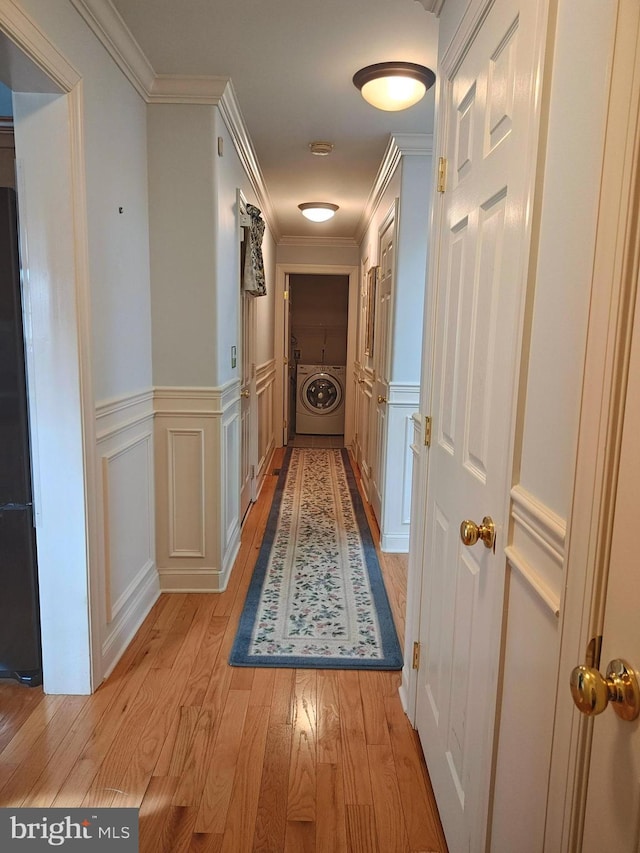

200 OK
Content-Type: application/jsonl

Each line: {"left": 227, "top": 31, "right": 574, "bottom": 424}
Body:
{"left": 110, "top": 0, "right": 440, "bottom": 242}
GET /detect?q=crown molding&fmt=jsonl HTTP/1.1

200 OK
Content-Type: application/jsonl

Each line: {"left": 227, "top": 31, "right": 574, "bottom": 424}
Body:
{"left": 278, "top": 235, "right": 358, "bottom": 249}
{"left": 414, "top": 0, "right": 447, "bottom": 13}
{"left": 69, "top": 0, "right": 154, "bottom": 97}
{"left": 355, "top": 133, "right": 433, "bottom": 244}
{"left": 69, "top": 0, "right": 279, "bottom": 238}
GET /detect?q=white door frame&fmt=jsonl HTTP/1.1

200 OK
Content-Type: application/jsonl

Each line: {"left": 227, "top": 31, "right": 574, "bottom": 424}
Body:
{"left": 274, "top": 263, "right": 358, "bottom": 447}
{"left": 2, "top": 7, "right": 99, "bottom": 693}
{"left": 545, "top": 2, "right": 640, "bottom": 847}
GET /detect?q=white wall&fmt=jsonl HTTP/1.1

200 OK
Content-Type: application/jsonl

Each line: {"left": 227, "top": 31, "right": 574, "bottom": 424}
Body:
{"left": 392, "top": 156, "right": 432, "bottom": 383}
{"left": 147, "top": 104, "right": 217, "bottom": 387}
{"left": 19, "top": 0, "right": 153, "bottom": 403}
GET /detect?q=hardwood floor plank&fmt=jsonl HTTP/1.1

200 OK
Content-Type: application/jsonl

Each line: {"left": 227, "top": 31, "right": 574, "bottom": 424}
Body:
{"left": 269, "top": 668, "right": 295, "bottom": 727}
{"left": 0, "top": 695, "right": 66, "bottom": 766}
{"left": 79, "top": 667, "right": 173, "bottom": 807}
{"left": 172, "top": 710, "right": 215, "bottom": 807}
{"left": 286, "top": 669, "right": 317, "bottom": 822}
{"left": 346, "top": 804, "right": 379, "bottom": 853}
{"left": 0, "top": 696, "right": 87, "bottom": 805}
{"left": 0, "top": 684, "right": 45, "bottom": 753}
{"left": 252, "top": 722, "right": 292, "bottom": 853}
{"left": 178, "top": 616, "right": 227, "bottom": 708}
{"left": 317, "top": 670, "right": 341, "bottom": 764}
{"left": 165, "top": 705, "right": 201, "bottom": 777}
{"left": 283, "top": 819, "right": 316, "bottom": 853}
{"left": 359, "top": 671, "right": 391, "bottom": 747}
{"left": 220, "top": 704, "right": 270, "bottom": 853}
{"left": 139, "top": 775, "right": 178, "bottom": 853}
{"left": 194, "top": 689, "right": 250, "bottom": 833}
{"left": 249, "top": 667, "right": 276, "bottom": 707}
{"left": 188, "top": 831, "right": 223, "bottom": 852}
{"left": 337, "top": 671, "right": 373, "bottom": 806}
{"left": 368, "top": 743, "right": 410, "bottom": 853}
{"left": 157, "top": 805, "right": 198, "bottom": 853}
{"left": 316, "top": 762, "right": 348, "bottom": 853}
{"left": 47, "top": 626, "right": 170, "bottom": 808}
{"left": 385, "top": 697, "right": 448, "bottom": 852}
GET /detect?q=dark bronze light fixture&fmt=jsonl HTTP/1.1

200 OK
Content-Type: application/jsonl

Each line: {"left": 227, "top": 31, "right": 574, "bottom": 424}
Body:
{"left": 353, "top": 61, "right": 435, "bottom": 111}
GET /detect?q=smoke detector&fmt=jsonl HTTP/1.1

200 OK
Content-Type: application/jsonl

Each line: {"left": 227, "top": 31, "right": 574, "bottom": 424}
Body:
{"left": 309, "top": 141, "right": 334, "bottom": 156}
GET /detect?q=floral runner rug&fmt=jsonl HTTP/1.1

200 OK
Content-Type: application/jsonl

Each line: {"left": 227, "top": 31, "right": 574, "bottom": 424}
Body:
{"left": 229, "top": 448, "right": 403, "bottom": 669}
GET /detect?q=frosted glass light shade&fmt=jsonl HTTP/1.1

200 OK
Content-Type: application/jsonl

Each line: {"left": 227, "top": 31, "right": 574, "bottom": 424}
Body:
{"left": 298, "top": 202, "right": 339, "bottom": 222}
{"left": 353, "top": 62, "right": 435, "bottom": 111}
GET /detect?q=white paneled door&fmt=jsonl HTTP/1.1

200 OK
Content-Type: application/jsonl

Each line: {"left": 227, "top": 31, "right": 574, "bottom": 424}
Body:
{"left": 240, "top": 290, "right": 255, "bottom": 522}
{"left": 415, "top": 0, "right": 545, "bottom": 849}
{"left": 370, "top": 206, "right": 395, "bottom": 526}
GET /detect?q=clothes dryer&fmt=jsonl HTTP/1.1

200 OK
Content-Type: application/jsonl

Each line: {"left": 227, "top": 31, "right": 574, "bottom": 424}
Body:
{"left": 296, "top": 364, "right": 346, "bottom": 434}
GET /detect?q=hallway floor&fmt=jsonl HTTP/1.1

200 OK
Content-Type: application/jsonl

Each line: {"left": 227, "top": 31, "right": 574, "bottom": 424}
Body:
{"left": 290, "top": 433, "right": 344, "bottom": 448}
{"left": 0, "top": 448, "right": 447, "bottom": 853}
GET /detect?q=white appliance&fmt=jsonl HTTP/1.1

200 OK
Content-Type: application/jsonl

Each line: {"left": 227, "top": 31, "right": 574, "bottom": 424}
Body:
{"left": 296, "top": 364, "right": 346, "bottom": 434}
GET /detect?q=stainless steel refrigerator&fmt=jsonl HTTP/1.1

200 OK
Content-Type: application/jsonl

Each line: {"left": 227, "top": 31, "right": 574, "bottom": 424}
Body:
{"left": 0, "top": 185, "right": 42, "bottom": 687}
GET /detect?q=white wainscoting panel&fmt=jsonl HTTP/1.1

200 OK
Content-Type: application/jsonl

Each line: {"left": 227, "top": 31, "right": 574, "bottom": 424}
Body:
{"left": 167, "top": 429, "right": 205, "bottom": 557}
{"left": 96, "top": 390, "right": 159, "bottom": 679}
{"left": 380, "top": 383, "right": 420, "bottom": 552}
{"left": 154, "top": 381, "right": 241, "bottom": 592}
{"left": 505, "top": 483, "right": 566, "bottom": 617}
{"left": 256, "top": 359, "right": 276, "bottom": 492}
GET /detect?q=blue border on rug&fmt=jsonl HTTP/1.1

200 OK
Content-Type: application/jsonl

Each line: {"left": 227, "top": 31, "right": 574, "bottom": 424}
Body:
{"left": 228, "top": 447, "right": 404, "bottom": 670}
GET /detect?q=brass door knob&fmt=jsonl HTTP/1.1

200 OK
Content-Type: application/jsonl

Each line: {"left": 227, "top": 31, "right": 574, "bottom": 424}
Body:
{"left": 460, "top": 516, "right": 495, "bottom": 549}
{"left": 570, "top": 659, "right": 640, "bottom": 721}
{"left": 377, "top": 395, "right": 387, "bottom": 404}
{"left": 241, "top": 388, "right": 250, "bottom": 398}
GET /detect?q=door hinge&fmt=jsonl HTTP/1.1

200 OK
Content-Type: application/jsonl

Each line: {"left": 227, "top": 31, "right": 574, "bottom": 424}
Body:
{"left": 412, "top": 641, "right": 421, "bottom": 670}
{"left": 250, "top": 464, "right": 255, "bottom": 480}
{"left": 437, "top": 156, "right": 448, "bottom": 193}
{"left": 284, "top": 420, "right": 287, "bottom": 429}
{"left": 284, "top": 356, "right": 289, "bottom": 365}
{"left": 586, "top": 635, "right": 603, "bottom": 670}
{"left": 284, "top": 290, "right": 289, "bottom": 300}
{"left": 424, "top": 415, "right": 432, "bottom": 447}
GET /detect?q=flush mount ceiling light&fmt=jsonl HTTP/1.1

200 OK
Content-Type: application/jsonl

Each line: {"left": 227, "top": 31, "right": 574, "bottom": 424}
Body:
{"left": 309, "top": 141, "right": 334, "bottom": 156}
{"left": 352, "top": 62, "right": 436, "bottom": 111}
{"left": 298, "top": 202, "right": 339, "bottom": 222}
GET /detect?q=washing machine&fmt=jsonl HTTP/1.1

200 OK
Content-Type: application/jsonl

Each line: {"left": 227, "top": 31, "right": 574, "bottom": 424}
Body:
{"left": 296, "top": 364, "right": 346, "bottom": 434}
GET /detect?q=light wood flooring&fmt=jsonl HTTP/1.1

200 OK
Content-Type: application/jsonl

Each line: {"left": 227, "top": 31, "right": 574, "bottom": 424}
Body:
{"left": 0, "top": 448, "right": 447, "bottom": 853}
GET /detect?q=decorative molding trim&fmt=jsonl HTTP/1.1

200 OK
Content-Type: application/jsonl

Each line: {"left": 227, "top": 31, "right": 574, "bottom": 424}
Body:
{"left": 157, "top": 566, "right": 229, "bottom": 593}
{"left": 218, "top": 81, "right": 279, "bottom": 238}
{"left": 167, "top": 428, "right": 206, "bottom": 558}
{"left": 388, "top": 382, "right": 421, "bottom": 406}
{"left": 96, "top": 388, "right": 154, "bottom": 439}
{"left": 0, "top": 0, "right": 81, "bottom": 91}
{"left": 414, "top": 0, "right": 446, "bottom": 14}
{"left": 256, "top": 358, "right": 277, "bottom": 387}
{"left": 381, "top": 531, "right": 411, "bottom": 553}
{"left": 510, "top": 484, "right": 566, "bottom": 567}
{"left": 355, "top": 134, "right": 433, "bottom": 244}
{"left": 277, "top": 235, "right": 359, "bottom": 248}
{"left": 505, "top": 545, "right": 561, "bottom": 618}
{"left": 100, "top": 430, "right": 154, "bottom": 619}
{"left": 101, "top": 560, "right": 159, "bottom": 678}
{"left": 69, "top": 0, "right": 153, "bottom": 96}
{"left": 154, "top": 381, "right": 240, "bottom": 416}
